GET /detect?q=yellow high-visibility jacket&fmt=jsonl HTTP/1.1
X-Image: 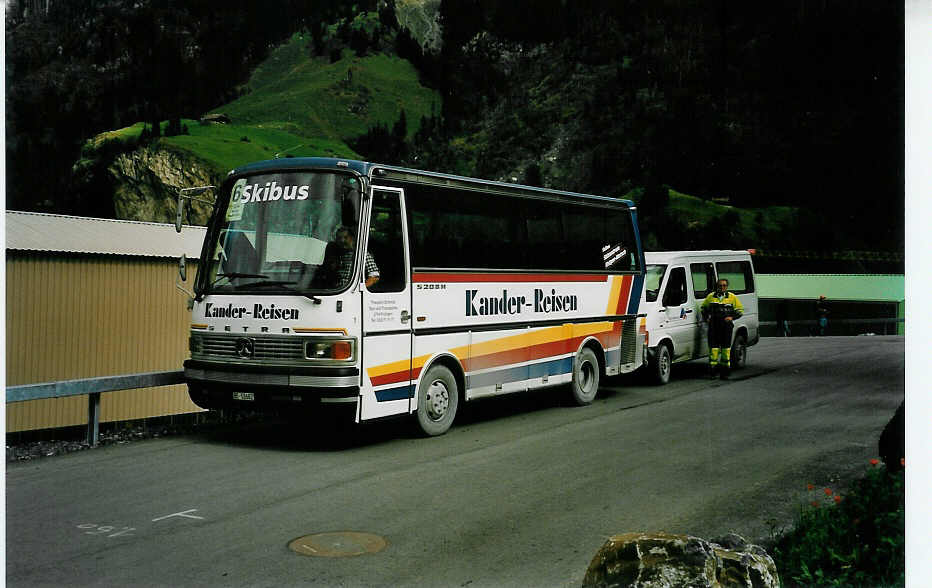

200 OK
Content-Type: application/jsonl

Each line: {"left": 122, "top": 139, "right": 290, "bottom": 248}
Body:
{"left": 700, "top": 291, "right": 744, "bottom": 321}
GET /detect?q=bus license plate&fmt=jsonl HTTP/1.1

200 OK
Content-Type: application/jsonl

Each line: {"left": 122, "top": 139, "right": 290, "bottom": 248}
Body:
{"left": 233, "top": 392, "right": 255, "bottom": 401}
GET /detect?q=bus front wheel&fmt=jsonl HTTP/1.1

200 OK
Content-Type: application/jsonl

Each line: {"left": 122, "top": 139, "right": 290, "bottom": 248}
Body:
{"left": 570, "top": 347, "right": 600, "bottom": 405}
{"left": 415, "top": 364, "right": 459, "bottom": 436}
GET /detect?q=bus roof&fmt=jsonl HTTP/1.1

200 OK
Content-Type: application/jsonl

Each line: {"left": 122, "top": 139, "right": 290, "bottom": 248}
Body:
{"left": 229, "top": 157, "right": 636, "bottom": 208}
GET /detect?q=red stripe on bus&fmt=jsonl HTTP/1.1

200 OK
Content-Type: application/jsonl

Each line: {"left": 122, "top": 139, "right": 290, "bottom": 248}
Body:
{"left": 615, "top": 275, "right": 633, "bottom": 315}
{"left": 371, "top": 366, "right": 423, "bottom": 388}
{"left": 466, "top": 338, "right": 576, "bottom": 371}
{"left": 412, "top": 273, "right": 608, "bottom": 283}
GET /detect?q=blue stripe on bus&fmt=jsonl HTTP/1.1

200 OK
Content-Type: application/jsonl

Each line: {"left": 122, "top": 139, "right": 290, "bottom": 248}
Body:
{"left": 375, "top": 384, "right": 414, "bottom": 402}
{"left": 628, "top": 274, "right": 645, "bottom": 315}
{"left": 469, "top": 356, "right": 574, "bottom": 389}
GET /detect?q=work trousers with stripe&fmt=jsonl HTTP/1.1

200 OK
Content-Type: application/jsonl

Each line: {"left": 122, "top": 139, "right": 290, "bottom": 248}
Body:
{"left": 708, "top": 319, "right": 734, "bottom": 374}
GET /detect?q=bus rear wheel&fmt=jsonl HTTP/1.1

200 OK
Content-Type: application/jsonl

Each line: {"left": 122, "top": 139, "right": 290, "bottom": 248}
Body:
{"left": 570, "top": 347, "right": 600, "bottom": 405}
{"left": 415, "top": 364, "right": 458, "bottom": 436}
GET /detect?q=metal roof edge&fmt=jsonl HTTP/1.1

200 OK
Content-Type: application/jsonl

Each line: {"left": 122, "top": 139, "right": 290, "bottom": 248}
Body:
{"left": 5, "top": 210, "right": 207, "bottom": 259}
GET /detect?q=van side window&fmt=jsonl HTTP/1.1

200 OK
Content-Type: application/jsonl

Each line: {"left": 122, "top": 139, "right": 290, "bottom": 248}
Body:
{"left": 644, "top": 264, "right": 667, "bottom": 302}
{"left": 662, "top": 267, "right": 688, "bottom": 307}
{"left": 716, "top": 261, "right": 755, "bottom": 294}
{"left": 690, "top": 263, "right": 715, "bottom": 299}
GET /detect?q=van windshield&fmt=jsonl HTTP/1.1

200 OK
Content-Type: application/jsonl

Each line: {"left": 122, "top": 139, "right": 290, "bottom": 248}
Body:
{"left": 645, "top": 264, "right": 667, "bottom": 302}
{"left": 198, "top": 171, "right": 361, "bottom": 296}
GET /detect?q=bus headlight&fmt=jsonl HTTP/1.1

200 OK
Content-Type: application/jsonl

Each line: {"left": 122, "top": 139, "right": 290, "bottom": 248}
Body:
{"left": 306, "top": 339, "right": 355, "bottom": 361}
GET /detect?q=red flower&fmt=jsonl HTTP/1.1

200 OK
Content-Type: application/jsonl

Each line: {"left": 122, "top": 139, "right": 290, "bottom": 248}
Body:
{"left": 901, "top": 457, "right": 906, "bottom": 467}
{"left": 807, "top": 483, "right": 814, "bottom": 491}
{"left": 870, "top": 458, "right": 879, "bottom": 466}
{"left": 811, "top": 501, "right": 820, "bottom": 508}
{"left": 834, "top": 495, "right": 842, "bottom": 504}
{"left": 824, "top": 488, "right": 833, "bottom": 496}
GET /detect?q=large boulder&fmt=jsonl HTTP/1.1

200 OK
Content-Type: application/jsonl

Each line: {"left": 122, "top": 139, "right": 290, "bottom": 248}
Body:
{"left": 582, "top": 532, "right": 779, "bottom": 588}
{"left": 878, "top": 400, "right": 905, "bottom": 472}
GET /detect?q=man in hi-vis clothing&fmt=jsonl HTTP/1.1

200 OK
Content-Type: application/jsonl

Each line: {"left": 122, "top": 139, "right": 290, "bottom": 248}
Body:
{"left": 701, "top": 278, "right": 744, "bottom": 379}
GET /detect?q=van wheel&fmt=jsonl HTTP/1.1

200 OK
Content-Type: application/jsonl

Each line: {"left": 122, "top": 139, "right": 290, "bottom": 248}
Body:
{"left": 415, "top": 364, "right": 458, "bottom": 436}
{"left": 652, "top": 345, "right": 672, "bottom": 385}
{"left": 731, "top": 333, "right": 748, "bottom": 369}
{"left": 570, "top": 347, "right": 600, "bottom": 405}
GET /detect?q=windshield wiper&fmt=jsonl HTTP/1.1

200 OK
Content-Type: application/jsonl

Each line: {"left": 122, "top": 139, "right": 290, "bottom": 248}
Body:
{"left": 235, "top": 280, "right": 298, "bottom": 289}
{"left": 210, "top": 272, "right": 269, "bottom": 288}
{"left": 235, "top": 279, "right": 322, "bottom": 304}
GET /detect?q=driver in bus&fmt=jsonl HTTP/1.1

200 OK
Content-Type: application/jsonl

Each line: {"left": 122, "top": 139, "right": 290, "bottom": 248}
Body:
{"left": 335, "top": 225, "right": 379, "bottom": 288}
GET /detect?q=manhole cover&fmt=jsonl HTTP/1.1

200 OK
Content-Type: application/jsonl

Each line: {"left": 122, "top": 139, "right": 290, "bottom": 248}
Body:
{"left": 288, "top": 532, "right": 388, "bottom": 558}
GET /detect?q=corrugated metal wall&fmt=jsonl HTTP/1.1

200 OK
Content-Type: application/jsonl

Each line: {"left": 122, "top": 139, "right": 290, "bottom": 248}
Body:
{"left": 6, "top": 253, "right": 202, "bottom": 432}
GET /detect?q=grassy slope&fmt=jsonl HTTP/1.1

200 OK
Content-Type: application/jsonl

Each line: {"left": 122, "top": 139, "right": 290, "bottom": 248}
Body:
{"left": 665, "top": 188, "right": 797, "bottom": 242}
{"left": 92, "top": 33, "right": 439, "bottom": 175}
{"left": 214, "top": 33, "right": 437, "bottom": 145}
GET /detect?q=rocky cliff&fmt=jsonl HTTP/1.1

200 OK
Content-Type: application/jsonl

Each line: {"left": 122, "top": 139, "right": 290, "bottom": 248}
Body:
{"left": 108, "top": 146, "right": 216, "bottom": 225}
{"left": 395, "top": 0, "right": 442, "bottom": 52}
{"left": 73, "top": 137, "right": 217, "bottom": 225}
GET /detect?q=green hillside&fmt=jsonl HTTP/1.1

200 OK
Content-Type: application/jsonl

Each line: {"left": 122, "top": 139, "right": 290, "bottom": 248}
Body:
{"left": 628, "top": 187, "right": 800, "bottom": 251}
{"left": 91, "top": 32, "right": 440, "bottom": 176}
{"left": 213, "top": 32, "right": 438, "bottom": 148}
{"left": 666, "top": 189, "right": 797, "bottom": 231}
{"left": 90, "top": 119, "right": 355, "bottom": 174}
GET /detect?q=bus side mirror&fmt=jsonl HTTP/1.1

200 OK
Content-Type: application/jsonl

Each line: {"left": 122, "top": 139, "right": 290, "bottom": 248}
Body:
{"left": 175, "top": 253, "right": 195, "bottom": 305}
{"left": 176, "top": 185, "right": 217, "bottom": 233}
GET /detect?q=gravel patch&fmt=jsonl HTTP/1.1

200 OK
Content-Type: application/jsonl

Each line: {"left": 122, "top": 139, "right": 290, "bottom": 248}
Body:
{"left": 6, "top": 412, "right": 262, "bottom": 463}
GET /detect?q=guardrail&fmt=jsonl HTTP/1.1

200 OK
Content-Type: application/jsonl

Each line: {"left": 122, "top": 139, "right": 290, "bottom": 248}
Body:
{"left": 760, "top": 317, "right": 904, "bottom": 336}
{"left": 759, "top": 318, "right": 905, "bottom": 326}
{"left": 6, "top": 370, "right": 185, "bottom": 446}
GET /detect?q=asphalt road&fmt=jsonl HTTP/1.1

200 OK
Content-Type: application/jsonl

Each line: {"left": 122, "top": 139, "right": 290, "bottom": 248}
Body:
{"left": 6, "top": 336, "right": 904, "bottom": 587}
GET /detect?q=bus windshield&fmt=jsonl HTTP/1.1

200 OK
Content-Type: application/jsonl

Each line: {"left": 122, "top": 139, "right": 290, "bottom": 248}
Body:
{"left": 199, "top": 171, "right": 361, "bottom": 295}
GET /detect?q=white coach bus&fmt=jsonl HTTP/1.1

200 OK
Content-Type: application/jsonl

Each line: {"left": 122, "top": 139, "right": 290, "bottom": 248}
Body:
{"left": 178, "top": 158, "right": 647, "bottom": 435}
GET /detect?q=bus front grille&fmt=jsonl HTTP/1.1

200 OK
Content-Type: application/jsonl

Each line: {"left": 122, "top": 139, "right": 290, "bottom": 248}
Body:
{"left": 192, "top": 333, "right": 306, "bottom": 362}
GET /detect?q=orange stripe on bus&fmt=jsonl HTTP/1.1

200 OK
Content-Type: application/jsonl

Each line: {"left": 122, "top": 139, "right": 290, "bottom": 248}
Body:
{"left": 413, "top": 272, "right": 608, "bottom": 283}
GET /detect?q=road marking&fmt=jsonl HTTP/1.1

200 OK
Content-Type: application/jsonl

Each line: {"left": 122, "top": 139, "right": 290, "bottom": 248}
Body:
{"left": 76, "top": 523, "right": 136, "bottom": 538}
{"left": 152, "top": 509, "right": 205, "bottom": 522}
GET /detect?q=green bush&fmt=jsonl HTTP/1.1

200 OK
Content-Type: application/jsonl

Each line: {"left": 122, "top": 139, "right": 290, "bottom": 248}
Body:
{"left": 774, "top": 461, "right": 905, "bottom": 587}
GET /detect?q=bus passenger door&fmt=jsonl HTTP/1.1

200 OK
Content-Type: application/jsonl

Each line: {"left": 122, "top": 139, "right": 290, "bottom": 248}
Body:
{"left": 360, "top": 188, "right": 413, "bottom": 420}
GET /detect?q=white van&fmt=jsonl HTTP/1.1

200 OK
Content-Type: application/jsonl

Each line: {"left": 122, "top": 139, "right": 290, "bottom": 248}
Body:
{"left": 640, "top": 250, "right": 759, "bottom": 384}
